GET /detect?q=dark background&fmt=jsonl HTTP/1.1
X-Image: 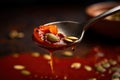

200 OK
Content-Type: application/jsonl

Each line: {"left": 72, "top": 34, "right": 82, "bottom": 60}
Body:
{"left": 0, "top": 0, "right": 119, "bottom": 7}
{"left": 0, "top": 0, "right": 120, "bottom": 56}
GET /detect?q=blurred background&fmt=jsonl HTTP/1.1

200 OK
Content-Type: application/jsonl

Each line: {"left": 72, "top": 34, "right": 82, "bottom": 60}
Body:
{"left": 0, "top": 0, "right": 120, "bottom": 7}
{"left": 0, "top": 0, "right": 120, "bottom": 56}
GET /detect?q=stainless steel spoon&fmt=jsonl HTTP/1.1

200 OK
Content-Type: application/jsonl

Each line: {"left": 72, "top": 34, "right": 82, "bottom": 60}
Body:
{"left": 40, "top": 5, "right": 120, "bottom": 49}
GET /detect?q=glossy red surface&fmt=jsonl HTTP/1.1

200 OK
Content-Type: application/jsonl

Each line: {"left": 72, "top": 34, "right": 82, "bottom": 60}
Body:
{"left": 0, "top": 3, "right": 120, "bottom": 80}
{"left": 33, "top": 25, "right": 67, "bottom": 48}
{"left": 0, "top": 46, "right": 120, "bottom": 80}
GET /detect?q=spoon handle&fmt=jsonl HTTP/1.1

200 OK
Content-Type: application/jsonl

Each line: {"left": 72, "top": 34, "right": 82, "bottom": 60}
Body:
{"left": 84, "top": 5, "right": 120, "bottom": 30}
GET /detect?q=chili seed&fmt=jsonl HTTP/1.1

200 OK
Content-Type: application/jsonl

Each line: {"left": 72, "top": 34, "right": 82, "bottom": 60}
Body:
{"left": 43, "top": 54, "right": 51, "bottom": 60}
{"left": 109, "top": 59, "right": 117, "bottom": 65}
{"left": 67, "top": 36, "right": 78, "bottom": 41}
{"left": 88, "top": 78, "right": 97, "bottom": 80}
{"left": 45, "top": 33, "right": 60, "bottom": 42}
{"left": 112, "top": 72, "right": 120, "bottom": 78}
{"left": 62, "top": 51, "right": 73, "bottom": 57}
{"left": 84, "top": 65, "right": 92, "bottom": 71}
{"left": 9, "top": 30, "right": 18, "bottom": 39}
{"left": 105, "top": 12, "right": 120, "bottom": 21}
{"left": 111, "top": 67, "right": 120, "bottom": 72}
{"left": 21, "top": 70, "right": 31, "bottom": 76}
{"left": 17, "top": 32, "right": 24, "bottom": 38}
{"left": 95, "top": 64, "right": 106, "bottom": 73}
{"left": 71, "top": 62, "right": 81, "bottom": 69}
{"left": 14, "top": 65, "right": 25, "bottom": 70}
{"left": 31, "top": 52, "right": 40, "bottom": 57}
{"left": 111, "top": 78, "right": 119, "bottom": 80}
{"left": 64, "top": 38, "right": 73, "bottom": 43}
{"left": 101, "top": 62, "right": 110, "bottom": 68}
{"left": 105, "top": 16, "right": 113, "bottom": 21}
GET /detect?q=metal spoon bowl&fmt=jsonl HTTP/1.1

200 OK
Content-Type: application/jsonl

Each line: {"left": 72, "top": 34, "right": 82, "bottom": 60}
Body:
{"left": 36, "top": 5, "right": 120, "bottom": 49}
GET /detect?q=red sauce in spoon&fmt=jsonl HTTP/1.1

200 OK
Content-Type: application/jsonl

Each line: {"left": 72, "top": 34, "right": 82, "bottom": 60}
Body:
{"left": 31, "top": 24, "right": 120, "bottom": 80}
{"left": 32, "top": 24, "right": 78, "bottom": 73}
{"left": 32, "top": 24, "right": 67, "bottom": 48}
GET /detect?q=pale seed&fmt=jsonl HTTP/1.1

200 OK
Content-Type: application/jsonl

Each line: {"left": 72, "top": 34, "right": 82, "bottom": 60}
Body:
{"left": 102, "top": 62, "right": 110, "bottom": 68}
{"left": 84, "top": 65, "right": 92, "bottom": 71}
{"left": 88, "top": 78, "right": 97, "bottom": 80}
{"left": 62, "top": 51, "right": 73, "bottom": 57}
{"left": 64, "top": 38, "right": 73, "bottom": 43}
{"left": 46, "top": 33, "right": 60, "bottom": 42}
{"left": 21, "top": 70, "right": 31, "bottom": 76}
{"left": 14, "top": 65, "right": 25, "bottom": 70}
{"left": 43, "top": 54, "right": 51, "bottom": 60}
{"left": 111, "top": 67, "right": 120, "bottom": 72}
{"left": 71, "top": 62, "right": 81, "bottom": 69}
{"left": 12, "top": 53, "right": 19, "bottom": 58}
{"left": 105, "top": 16, "right": 113, "bottom": 21}
{"left": 95, "top": 64, "right": 106, "bottom": 73}
{"left": 112, "top": 72, "right": 120, "bottom": 78}
{"left": 67, "top": 36, "right": 78, "bottom": 41}
{"left": 9, "top": 30, "right": 18, "bottom": 39}
{"left": 31, "top": 52, "right": 40, "bottom": 57}
{"left": 109, "top": 59, "right": 117, "bottom": 65}
{"left": 17, "top": 32, "right": 24, "bottom": 38}
{"left": 112, "top": 78, "right": 120, "bottom": 80}
{"left": 105, "top": 12, "right": 120, "bottom": 21}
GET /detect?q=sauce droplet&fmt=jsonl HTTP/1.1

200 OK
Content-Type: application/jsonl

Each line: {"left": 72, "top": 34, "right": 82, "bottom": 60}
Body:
{"left": 49, "top": 50, "right": 54, "bottom": 74}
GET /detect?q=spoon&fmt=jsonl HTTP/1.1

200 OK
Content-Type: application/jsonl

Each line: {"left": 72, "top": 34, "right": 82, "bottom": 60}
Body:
{"left": 36, "top": 5, "right": 120, "bottom": 49}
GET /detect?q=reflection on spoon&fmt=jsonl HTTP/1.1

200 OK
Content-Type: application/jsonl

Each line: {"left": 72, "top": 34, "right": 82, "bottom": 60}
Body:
{"left": 33, "top": 5, "right": 120, "bottom": 49}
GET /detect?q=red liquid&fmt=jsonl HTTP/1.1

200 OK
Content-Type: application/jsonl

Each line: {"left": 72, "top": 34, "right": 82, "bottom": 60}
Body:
{"left": 49, "top": 50, "right": 54, "bottom": 74}
{"left": 0, "top": 46, "right": 120, "bottom": 80}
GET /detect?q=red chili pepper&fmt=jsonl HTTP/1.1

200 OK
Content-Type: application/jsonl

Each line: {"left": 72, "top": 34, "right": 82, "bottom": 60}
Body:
{"left": 39, "top": 25, "right": 58, "bottom": 34}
